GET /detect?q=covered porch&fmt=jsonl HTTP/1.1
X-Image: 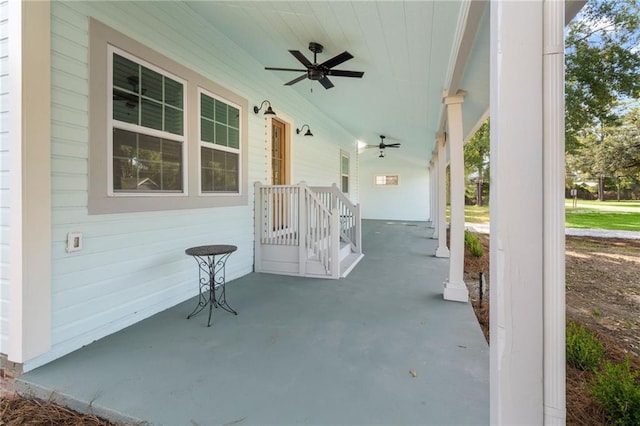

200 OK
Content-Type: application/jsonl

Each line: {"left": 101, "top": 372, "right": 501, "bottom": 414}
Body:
{"left": 15, "top": 220, "right": 488, "bottom": 425}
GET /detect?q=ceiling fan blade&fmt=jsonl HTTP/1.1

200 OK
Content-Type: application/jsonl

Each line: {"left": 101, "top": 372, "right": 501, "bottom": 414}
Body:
{"left": 325, "top": 70, "right": 364, "bottom": 78}
{"left": 319, "top": 76, "right": 334, "bottom": 89}
{"left": 320, "top": 51, "right": 353, "bottom": 69}
{"left": 289, "top": 50, "right": 313, "bottom": 68}
{"left": 284, "top": 74, "right": 308, "bottom": 86}
{"left": 386, "top": 143, "right": 401, "bottom": 148}
{"left": 265, "top": 67, "right": 307, "bottom": 72}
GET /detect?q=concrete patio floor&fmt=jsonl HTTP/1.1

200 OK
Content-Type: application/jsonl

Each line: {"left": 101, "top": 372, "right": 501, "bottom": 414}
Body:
{"left": 16, "top": 220, "right": 489, "bottom": 425}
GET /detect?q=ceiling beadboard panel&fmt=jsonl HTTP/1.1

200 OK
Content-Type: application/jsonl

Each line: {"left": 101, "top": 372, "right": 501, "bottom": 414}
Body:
{"left": 185, "top": 1, "right": 486, "bottom": 162}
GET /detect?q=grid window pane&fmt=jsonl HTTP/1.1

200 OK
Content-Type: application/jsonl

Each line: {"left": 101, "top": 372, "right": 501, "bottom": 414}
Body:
{"left": 342, "top": 176, "right": 349, "bottom": 193}
{"left": 165, "top": 78, "right": 183, "bottom": 109}
{"left": 342, "top": 156, "right": 349, "bottom": 174}
{"left": 228, "top": 128, "right": 239, "bottom": 149}
{"left": 113, "top": 128, "right": 183, "bottom": 192}
{"left": 113, "top": 89, "right": 139, "bottom": 124}
{"left": 112, "top": 51, "right": 184, "bottom": 136}
{"left": 165, "top": 105, "right": 183, "bottom": 135}
{"left": 140, "top": 99, "right": 162, "bottom": 130}
{"left": 201, "top": 118, "right": 214, "bottom": 143}
{"left": 201, "top": 146, "right": 239, "bottom": 193}
{"left": 215, "top": 123, "right": 228, "bottom": 146}
{"left": 142, "top": 67, "right": 163, "bottom": 102}
{"left": 214, "top": 99, "right": 227, "bottom": 123}
{"left": 201, "top": 94, "right": 214, "bottom": 120}
{"left": 228, "top": 106, "right": 239, "bottom": 128}
{"left": 113, "top": 54, "right": 139, "bottom": 93}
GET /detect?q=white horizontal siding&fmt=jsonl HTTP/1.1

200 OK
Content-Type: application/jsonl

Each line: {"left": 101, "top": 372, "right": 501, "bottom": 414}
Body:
{"left": 0, "top": 0, "right": 9, "bottom": 354}
{"left": 25, "top": 1, "right": 360, "bottom": 369}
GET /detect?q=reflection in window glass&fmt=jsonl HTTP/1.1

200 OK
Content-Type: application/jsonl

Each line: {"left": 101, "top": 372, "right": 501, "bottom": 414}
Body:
{"left": 112, "top": 128, "right": 183, "bottom": 192}
{"left": 199, "top": 90, "right": 241, "bottom": 194}
{"left": 201, "top": 147, "right": 239, "bottom": 192}
{"left": 112, "top": 52, "right": 184, "bottom": 136}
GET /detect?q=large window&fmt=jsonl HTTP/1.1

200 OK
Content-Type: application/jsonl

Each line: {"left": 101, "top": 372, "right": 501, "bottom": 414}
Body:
{"left": 199, "top": 90, "right": 240, "bottom": 193}
{"left": 89, "top": 19, "right": 249, "bottom": 213}
{"left": 110, "top": 49, "right": 186, "bottom": 194}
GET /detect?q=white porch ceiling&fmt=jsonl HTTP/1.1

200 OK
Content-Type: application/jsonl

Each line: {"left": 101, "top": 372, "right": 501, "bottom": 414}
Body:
{"left": 186, "top": 1, "right": 490, "bottom": 163}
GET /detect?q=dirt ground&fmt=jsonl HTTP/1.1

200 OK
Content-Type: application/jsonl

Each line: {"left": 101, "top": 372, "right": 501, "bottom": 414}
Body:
{"left": 464, "top": 233, "right": 640, "bottom": 425}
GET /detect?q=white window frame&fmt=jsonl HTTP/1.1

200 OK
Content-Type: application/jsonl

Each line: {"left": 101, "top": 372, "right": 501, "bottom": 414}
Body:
{"left": 89, "top": 19, "right": 249, "bottom": 214}
{"left": 340, "top": 150, "right": 350, "bottom": 194}
{"left": 198, "top": 88, "right": 243, "bottom": 196}
{"left": 107, "top": 45, "right": 188, "bottom": 197}
{"left": 374, "top": 174, "right": 400, "bottom": 186}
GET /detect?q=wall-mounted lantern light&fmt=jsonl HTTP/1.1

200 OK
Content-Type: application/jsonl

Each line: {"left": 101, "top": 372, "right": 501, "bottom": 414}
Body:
{"left": 253, "top": 100, "right": 276, "bottom": 116}
{"left": 296, "top": 124, "right": 313, "bottom": 137}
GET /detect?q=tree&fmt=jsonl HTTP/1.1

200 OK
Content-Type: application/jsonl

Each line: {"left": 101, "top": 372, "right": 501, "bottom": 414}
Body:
{"left": 565, "top": 0, "right": 640, "bottom": 152}
{"left": 566, "top": 107, "right": 640, "bottom": 199}
{"left": 464, "top": 120, "right": 490, "bottom": 206}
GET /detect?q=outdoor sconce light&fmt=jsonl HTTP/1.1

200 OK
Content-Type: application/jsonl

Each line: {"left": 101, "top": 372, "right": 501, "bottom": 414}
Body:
{"left": 296, "top": 124, "right": 313, "bottom": 137}
{"left": 253, "top": 100, "right": 276, "bottom": 116}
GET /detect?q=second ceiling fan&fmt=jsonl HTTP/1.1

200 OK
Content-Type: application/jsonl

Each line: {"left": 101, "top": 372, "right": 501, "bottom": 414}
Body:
{"left": 265, "top": 42, "right": 364, "bottom": 89}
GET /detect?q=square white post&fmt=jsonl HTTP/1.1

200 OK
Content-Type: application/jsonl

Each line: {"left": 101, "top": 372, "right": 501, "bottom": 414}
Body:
{"left": 443, "top": 94, "right": 468, "bottom": 302}
{"left": 490, "top": 1, "right": 545, "bottom": 423}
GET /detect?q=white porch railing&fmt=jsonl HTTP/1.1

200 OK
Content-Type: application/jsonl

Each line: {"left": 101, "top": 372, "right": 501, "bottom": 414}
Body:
{"left": 310, "top": 184, "right": 362, "bottom": 255}
{"left": 254, "top": 182, "right": 362, "bottom": 279}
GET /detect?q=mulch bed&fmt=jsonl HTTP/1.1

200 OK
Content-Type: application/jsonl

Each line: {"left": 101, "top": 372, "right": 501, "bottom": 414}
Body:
{"left": 463, "top": 231, "right": 640, "bottom": 425}
{"left": 0, "top": 394, "right": 126, "bottom": 426}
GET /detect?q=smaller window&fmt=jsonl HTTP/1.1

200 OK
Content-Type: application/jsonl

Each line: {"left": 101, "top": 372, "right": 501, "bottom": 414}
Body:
{"left": 374, "top": 175, "right": 399, "bottom": 186}
{"left": 199, "top": 89, "right": 241, "bottom": 194}
{"left": 340, "top": 151, "right": 350, "bottom": 194}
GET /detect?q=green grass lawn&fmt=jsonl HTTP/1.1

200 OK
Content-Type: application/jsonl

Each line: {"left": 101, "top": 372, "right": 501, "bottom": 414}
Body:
{"left": 451, "top": 204, "right": 640, "bottom": 232}
{"left": 566, "top": 199, "right": 640, "bottom": 209}
{"left": 565, "top": 211, "right": 640, "bottom": 231}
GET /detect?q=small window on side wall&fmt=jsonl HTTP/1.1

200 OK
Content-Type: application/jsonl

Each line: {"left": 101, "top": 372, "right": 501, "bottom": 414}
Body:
{"left": 374, "top": 175, "right": 399, "bottom": 186}
{"left": 340, "top": 151, "right": 350, "bottom": 194}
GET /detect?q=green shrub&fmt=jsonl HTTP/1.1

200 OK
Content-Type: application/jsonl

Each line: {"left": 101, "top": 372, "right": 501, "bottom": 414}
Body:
{"left": 566, "top": 320, "right": 604, "bottom": 371}
{"left": 589, "top": 358, "right": 640, "bottom": 425}
{"left": 464, "top": 230, "right": 484, "bottom": 257}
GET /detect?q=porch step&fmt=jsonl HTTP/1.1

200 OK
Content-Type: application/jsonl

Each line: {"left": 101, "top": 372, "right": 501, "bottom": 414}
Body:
{"left": 340, "top": 252, "right": 364, "bottom": 278}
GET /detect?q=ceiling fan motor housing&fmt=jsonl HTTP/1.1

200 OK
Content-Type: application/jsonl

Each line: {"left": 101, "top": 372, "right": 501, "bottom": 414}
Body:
{"left": 307, "top": 69, "right": 324, "bottom": 80}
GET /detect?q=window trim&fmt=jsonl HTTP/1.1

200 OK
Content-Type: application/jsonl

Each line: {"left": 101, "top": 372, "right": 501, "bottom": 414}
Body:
{"left": 374, "top": 174, "right": 400, "bottom": 186}
{"left": 197, "top": 87, "right": 243, "bottom": 196}
{"left": 107, "top": 45, "right": 188, "bottom": 197}
{"left": 89, "top": 18, "right": 249, "bottom": 214}
{"left": 340, "top": 150, "right": 350, "bottom": 194}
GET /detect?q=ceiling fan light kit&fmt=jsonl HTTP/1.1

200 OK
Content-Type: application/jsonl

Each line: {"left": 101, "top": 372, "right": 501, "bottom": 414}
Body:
{"left": 265, "top": 42, "right": 364, "bottom": 90}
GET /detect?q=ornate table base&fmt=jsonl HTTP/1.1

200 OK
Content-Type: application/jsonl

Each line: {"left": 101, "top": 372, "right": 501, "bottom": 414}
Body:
{"left": 185, "top": 245, "right": 238, "bottom": 327}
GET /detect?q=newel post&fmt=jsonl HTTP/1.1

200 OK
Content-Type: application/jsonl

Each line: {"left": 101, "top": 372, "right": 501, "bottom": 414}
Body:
{"left": 253, "top": 181, "right": 263, "bottom": 273}
{"left": 331, "top": 207, "right": 340, "bottom": 278}
{"left": 298, "top": 184, "right": 308, "bottom": 276}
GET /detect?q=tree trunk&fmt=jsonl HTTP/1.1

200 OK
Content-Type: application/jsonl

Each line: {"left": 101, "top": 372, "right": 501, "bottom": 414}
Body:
{"left": 598, "top": 175, "right": 605, "bottom": 201}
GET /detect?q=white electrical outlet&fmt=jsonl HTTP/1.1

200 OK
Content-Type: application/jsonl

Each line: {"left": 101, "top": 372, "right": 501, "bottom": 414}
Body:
{"left": 66, "top": 232, "right": 83, "bottom": 252}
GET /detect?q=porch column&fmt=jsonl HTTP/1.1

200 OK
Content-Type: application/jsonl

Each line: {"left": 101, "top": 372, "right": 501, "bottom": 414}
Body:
{"left": 434, "top": 134, "right": 449, "bottom": 257}
{"left": 428, "top": 160, "right": 435, "bottom": 225}
{"left": 430, "top": 155, "right": 439, "bottom": 237}
{"left": 489, "top": 0, "right": 555, "bottom": 423}
{"left": 443, "top": 94, "right": 468, "bottom": 302}
{"left": 8, "top": 0, "right": 52, "bottom": 365}
{"left": 543, "top": 0, "right": 566, "bottom": 423}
